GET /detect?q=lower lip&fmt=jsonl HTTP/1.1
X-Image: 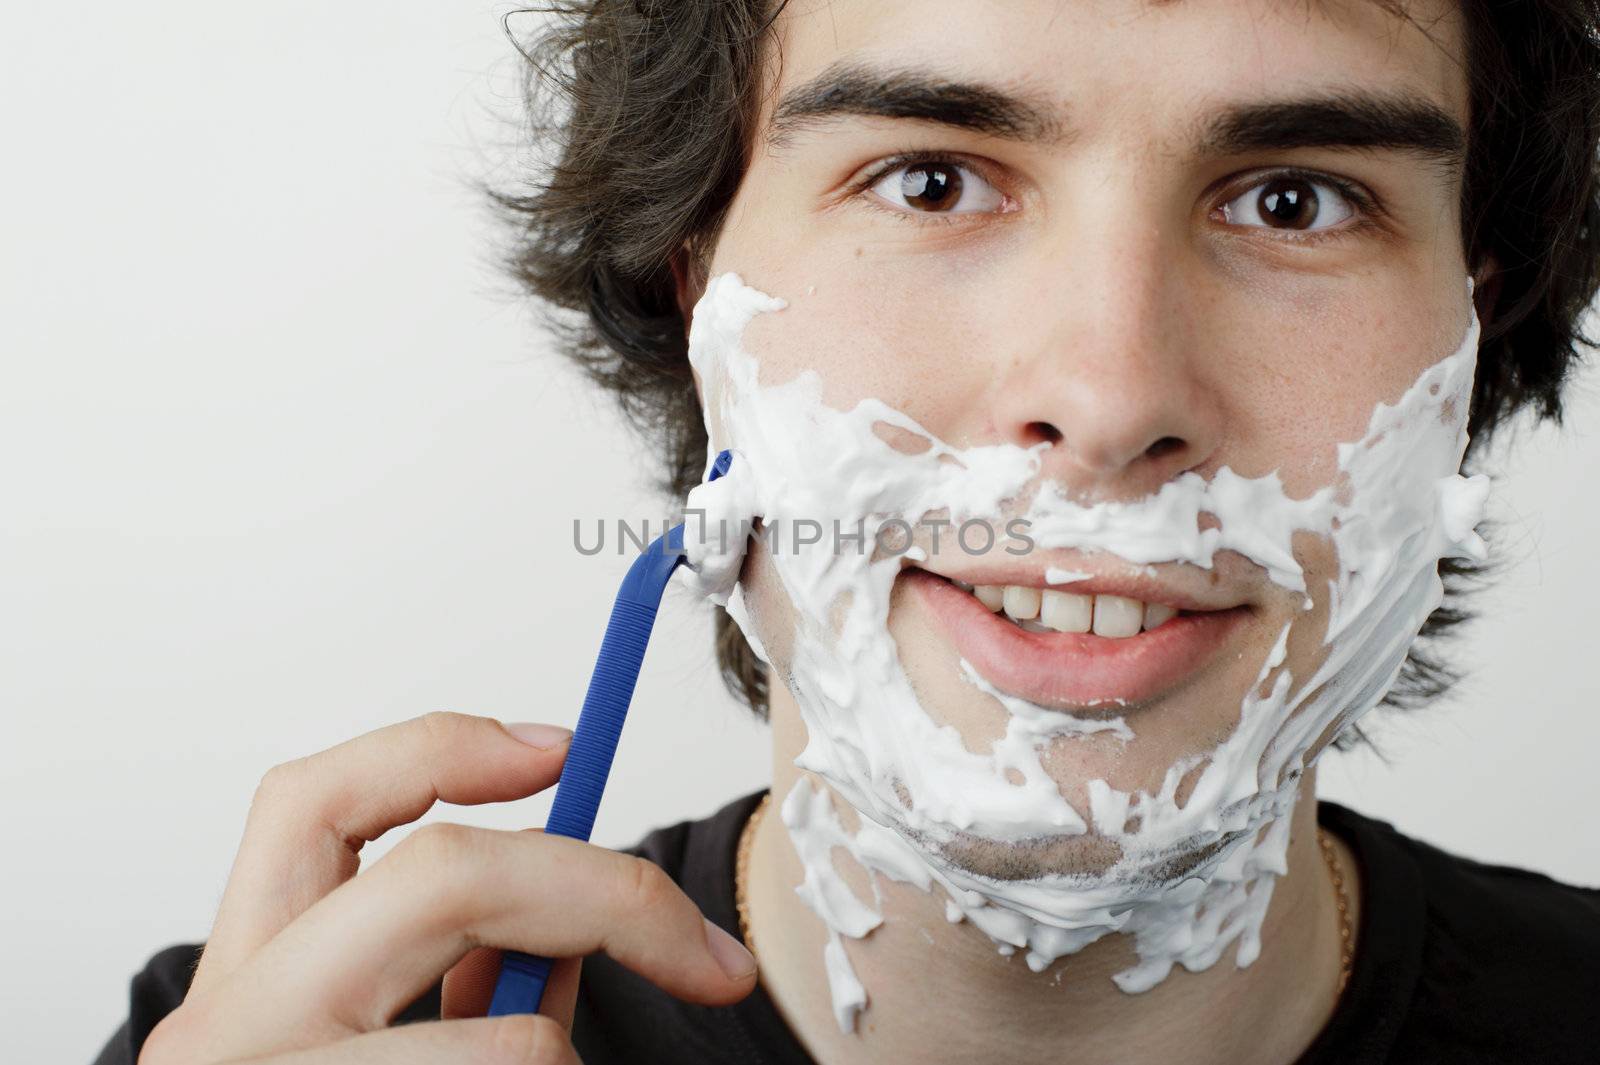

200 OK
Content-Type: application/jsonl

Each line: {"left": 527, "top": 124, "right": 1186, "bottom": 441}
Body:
{"left": 905, "top": 569, "right": 1251, "bottom": 711}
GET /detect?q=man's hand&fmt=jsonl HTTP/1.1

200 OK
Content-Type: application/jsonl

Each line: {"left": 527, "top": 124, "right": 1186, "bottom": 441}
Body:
{"left": 139, "top": 712, "right": 757, "bottom": 1063}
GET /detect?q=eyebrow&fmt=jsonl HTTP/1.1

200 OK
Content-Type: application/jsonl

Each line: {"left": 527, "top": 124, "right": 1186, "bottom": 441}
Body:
{"left": 1198, "top": 92, "right": 1465, "bottom": 168}
{"left": 767, "top": 60, "right": 1465, "bottom": 169}
{"left": 768, "top": 61, "right": 1064, "bottom": 148}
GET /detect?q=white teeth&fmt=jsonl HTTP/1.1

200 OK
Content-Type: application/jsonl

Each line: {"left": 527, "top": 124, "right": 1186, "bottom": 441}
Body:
{"left": 964, "top": 582, "right": 1183, "bottom": 639}
{"left": 974, "top": 585, "right": 1005, "bottom": 612}
{"left": 1001, "top": 585, "right": 1042, "bottom": 621}
{"left": 1143, "top": 602, "right": 1179, "bottom": 631}
{"left": 1039, "top": 589, "right": 1093, "bottom": 633}
{"left": 1092, "top": 594, "right": 1145, "bottom": 638}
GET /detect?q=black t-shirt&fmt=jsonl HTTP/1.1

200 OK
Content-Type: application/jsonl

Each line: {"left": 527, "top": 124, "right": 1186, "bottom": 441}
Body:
{"left": 92, "top": 794, "right": 1600, "bottom": 1064}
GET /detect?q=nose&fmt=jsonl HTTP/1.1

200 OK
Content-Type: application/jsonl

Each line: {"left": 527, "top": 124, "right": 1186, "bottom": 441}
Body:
{"left": 986, "top": 235, "right": 1224, "bottom": 503}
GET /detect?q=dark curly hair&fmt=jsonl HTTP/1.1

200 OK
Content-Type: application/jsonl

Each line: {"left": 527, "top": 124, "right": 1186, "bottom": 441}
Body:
{"left": 494, "top": 0, "right": 1600, "bottom": 737}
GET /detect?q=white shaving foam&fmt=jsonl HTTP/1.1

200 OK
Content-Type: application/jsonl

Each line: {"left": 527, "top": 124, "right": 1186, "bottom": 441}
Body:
{"left": 679, "top": 272, "right": 1489, "bottom": 1031}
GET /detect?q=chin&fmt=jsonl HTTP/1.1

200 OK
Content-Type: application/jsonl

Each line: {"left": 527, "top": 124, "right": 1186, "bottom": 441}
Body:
{"left": 894, "top": 798, "right": 1247, "bottom": 887}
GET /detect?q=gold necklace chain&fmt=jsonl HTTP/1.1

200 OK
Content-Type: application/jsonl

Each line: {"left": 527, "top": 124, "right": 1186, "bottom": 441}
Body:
{"left": 736, "top": 792, "right": 1354, "bottom": 997}
{"left": 1318, "top": 826, "right": 1356, "bottom": 997}
{"left": 736, "top": 791, "right": 771, "bottom": 957}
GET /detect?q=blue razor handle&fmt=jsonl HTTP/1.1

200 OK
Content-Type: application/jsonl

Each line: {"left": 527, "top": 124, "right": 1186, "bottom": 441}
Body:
{"left": 487, "top": 450, "right": 734, "bottom": 1017}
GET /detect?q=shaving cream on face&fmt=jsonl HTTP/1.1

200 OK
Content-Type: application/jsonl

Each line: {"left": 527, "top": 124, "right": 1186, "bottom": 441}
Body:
{"left": 680, "top": 272, "right": 1490, "bottom": 1032}
{"left": 680, "top": 456, "right": 760, "bottom": 606}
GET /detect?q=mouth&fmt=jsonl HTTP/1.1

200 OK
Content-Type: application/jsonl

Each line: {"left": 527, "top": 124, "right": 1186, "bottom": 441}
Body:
{"left": 904, "top": 568, "right": 1253, "bottom": 712}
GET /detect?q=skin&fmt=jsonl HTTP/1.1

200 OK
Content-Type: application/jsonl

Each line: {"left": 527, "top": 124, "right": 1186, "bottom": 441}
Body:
{"left": 139, "top": 713, "right": 758, "bottom": 1063}
{"left": 150, "top": 2, "right": 1489, "bottom": 1063}
{"left": 706, "top": 0, "right": 1479, "bottom": 841}
{"left": 687, "top": 0, "right": 1487, "bottom": 1062}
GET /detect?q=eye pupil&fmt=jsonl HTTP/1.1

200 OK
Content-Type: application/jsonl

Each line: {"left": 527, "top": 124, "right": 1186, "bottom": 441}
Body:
{"left": 901, "top": 164, "right": 961, "bottom": 211}
{"left": 1257, "top": 178, "right": 1319, "bottom": 229}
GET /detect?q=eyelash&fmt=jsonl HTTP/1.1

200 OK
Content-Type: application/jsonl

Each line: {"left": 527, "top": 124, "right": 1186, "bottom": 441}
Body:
{"left": 849, "top": 150, "right": 1381, "bottom": 243}
{"left": 1217, "top": 167, "right": 1380, "bottom": 246}
{"left": 849, "top": 149, "right": 1005, "bottom": 226}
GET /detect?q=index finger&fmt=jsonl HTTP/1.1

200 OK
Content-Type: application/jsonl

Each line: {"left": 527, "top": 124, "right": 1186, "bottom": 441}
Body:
{"left": 191, "top": 711, "right": 571, "bottom": 996}
{"left": 182, "top": 827, "right": 756, "bottom": 1062}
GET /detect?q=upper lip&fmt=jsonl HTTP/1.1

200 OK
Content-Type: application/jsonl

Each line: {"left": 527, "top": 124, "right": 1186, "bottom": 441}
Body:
{"left": 908, "top": 557, "right": 1251, "bottom": 614}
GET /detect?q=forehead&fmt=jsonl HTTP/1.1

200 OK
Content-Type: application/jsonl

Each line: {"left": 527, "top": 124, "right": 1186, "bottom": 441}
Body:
{"left": 760, "top": 0, "right": 1468, "bottom": 144}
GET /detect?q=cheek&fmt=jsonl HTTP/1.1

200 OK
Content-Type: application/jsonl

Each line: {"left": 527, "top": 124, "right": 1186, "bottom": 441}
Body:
{"left": 735, "top": 277, "right": 1008, "bottom": 430}
{"left": 1203, "top": 279, "right": 1469, "bottom": 498}
{"left": 707, "top": 261, "right": 1470, "bottom": 530}
{"left": 737, "top": 537, "right": 799, "bottom": 675}
{"left": 1278, "top": 529, "right": 1338, "bottom": 685}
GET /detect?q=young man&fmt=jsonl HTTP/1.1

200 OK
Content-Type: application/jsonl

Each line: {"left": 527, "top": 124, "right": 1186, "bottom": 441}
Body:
{"left": 99, "top": 2, "right": 1600, "bottom": 1063}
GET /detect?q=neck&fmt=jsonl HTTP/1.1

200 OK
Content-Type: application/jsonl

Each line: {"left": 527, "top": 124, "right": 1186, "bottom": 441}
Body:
{"left": 745, "top": 687, "right": 1359, "bottom": 1065}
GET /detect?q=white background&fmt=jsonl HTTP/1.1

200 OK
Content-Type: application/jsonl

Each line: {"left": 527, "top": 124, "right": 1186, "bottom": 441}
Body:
{"left": 2, "top": 4, "right": 1597, "bottom": 1061}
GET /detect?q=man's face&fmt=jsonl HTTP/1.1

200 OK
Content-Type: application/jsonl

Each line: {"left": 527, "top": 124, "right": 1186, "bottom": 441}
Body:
{"left": 698, "top": 0, "right": 1473, "bottom": 872}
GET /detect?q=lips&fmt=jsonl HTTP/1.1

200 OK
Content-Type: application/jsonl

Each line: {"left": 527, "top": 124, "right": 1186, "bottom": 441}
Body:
{"left": 905, "top": 568, "right": 1252, "bottom": 711}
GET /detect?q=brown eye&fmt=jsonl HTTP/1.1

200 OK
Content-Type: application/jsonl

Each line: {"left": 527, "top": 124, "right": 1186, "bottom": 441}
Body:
{"left": 1258, "top": 177, "right": 1318, "bottom": 228}
{"left": 1219, "top": 173, "right": 1355, "bottom": 233}
{"left": 868, "top": 158, "right": 1004, "bottom": 215}
{"left": 901, "top": 163, "right": 961, "bottom": 211}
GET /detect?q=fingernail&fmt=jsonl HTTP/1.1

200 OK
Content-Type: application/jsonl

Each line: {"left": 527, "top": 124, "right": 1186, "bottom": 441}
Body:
{"left": 503, "top": 722, "right": 572, "bottom": 749}
{"left": 703, "top": 917, "right": 757, "bottom": 980}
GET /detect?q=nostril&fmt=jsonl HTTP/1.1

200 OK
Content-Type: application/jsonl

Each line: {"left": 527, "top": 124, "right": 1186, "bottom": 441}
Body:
{"left": 1025, "top": 420, "right": 1064, "bottom": 445}
{"left": 1146, "top": 436, "right": 1184, "bottom": 461}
